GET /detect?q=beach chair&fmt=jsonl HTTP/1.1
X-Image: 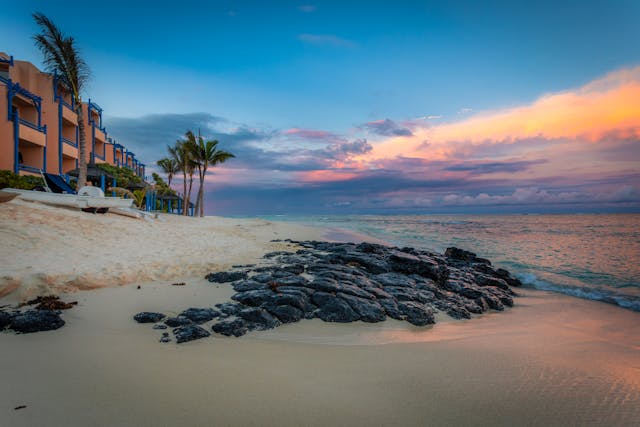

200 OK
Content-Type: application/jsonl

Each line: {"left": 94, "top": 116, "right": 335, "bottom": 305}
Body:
{"left": 41, "top": 172, "right": 76, "bottom": 194}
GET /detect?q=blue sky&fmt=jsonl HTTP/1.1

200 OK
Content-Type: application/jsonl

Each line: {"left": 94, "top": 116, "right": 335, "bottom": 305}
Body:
{"left": 2, "top": 1, "right": 639, "bottom": 214}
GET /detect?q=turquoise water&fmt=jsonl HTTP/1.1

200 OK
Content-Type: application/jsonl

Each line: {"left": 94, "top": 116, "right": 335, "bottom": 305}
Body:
{"left": 262, "top": 214, "right": 640, "bottom": 312}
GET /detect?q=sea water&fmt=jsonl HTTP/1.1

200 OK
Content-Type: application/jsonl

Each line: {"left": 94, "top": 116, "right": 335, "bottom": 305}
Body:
{"left": 263, "top": 214, "right": 640, "bottom": 312}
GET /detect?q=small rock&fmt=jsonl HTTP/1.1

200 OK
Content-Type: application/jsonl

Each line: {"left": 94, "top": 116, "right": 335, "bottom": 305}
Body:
{"left": 212, "top": 319, "right": 248, "bottom": 337}
{"left": 164, "top": 316, "right": 193, "bottom": 327}
{"left": 133, "top": 312, "right": 166, "bottom": 323}
{"left": 152, "top": 324, "right": 168, "bottom": 330}
{"left": 397, "top": 301, "right": 435, "bottom": 326}
{"left": 238, "top": 307, "right": 281, "bottom": 330}
{"left": 263, "top": 304, "right": 304, "bottom": 323}
{"left": 10, "top": 310, "right": 65, "bottom": 333}
{"left": 313, "top": 293, "right": 360, "bottom": 323}
{"left": 171, "top": 282, "right": 186, "bottom": 286}
{"left": 173, "top": 324, "right": 211, "bottom": 343}
{"left": 0, "top": 311, "right": 11, "bottom": 330}
{"left": 338, "top": 293, "right": 386, "bottom": 323}
{"left": 215, "top": 302, "right": 243, "bottom": 316}
{"left": 206, "top": 271, "right": 248, "bottom": 283}
{"left": 179, "top": 308, "right": 220, "bottom": 324}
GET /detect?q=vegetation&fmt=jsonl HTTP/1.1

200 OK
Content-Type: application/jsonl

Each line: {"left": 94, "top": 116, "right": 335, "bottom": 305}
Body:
{"left": 95, "top": 163, "right": 144, "bottom": 188}
{"left": 33, "top": 13, "right": 90, "bottom": 188}
{"left": 0, "top": 170, "right": 44, "bottom": 190}
{"left": 160, "top": 131, "right": 234, "bottom": 217}
{"left": 151, "top": 172, "right": 177, "bottom": 197}
{"left": 156, "top": 158, "right": 179, "bottom": 187}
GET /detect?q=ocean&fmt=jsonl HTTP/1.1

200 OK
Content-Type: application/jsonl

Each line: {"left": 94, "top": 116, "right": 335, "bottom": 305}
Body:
{"left": 262, "top": 214, "right": 640, "bottom": 312}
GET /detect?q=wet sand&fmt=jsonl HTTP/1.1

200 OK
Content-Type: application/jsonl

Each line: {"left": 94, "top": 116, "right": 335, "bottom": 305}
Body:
{"left": 1, "top": 278, "right": 638, "bottom": 426}
{"left": 1, "top": 201, "right": 638, "bottom": 426}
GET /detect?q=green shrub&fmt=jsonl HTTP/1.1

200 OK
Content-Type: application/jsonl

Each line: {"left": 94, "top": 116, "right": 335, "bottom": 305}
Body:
{"left": 95, "top": 163, "right": 143, "bottom": 188}
{"left": 0, "top": 170, "right": 44, "bottom": 190}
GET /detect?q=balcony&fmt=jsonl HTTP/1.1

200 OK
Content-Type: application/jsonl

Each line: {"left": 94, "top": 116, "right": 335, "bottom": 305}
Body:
{"left": 19, "top": 164, "right": 42, "bottom": 175}
{"left": 61, "top": 105, "right": 77, "bottom": 125}
{"left": 61, "top": 136, "right": 78, "bottom": 158}
{"left": 18, "top": 119, "right": 46, "bottom": 147}
{"left": 94, "top": 126, "right": 106, "bottom": 142}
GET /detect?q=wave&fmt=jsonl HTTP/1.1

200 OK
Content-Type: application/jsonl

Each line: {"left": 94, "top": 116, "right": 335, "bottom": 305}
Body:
{"left": 517, "top": 273, "right": 640, "bottom": 312}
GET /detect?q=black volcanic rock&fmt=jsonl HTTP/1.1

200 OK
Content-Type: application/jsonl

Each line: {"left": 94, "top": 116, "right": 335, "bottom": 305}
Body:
{"left": 212, "top": 319, "right": 249, "bottom": 337}
{"left": 173, "top": 324, "right": 211, "bottom": 343}
{"left": 164, "top": 316, "right": 194, "bottom": 327}
{"left": 206, "top": 271, "right": 248, "bottom": 283}
{"left": 397, "top": 301, "right": 435, "bottom": 326}
{"left": 313, "top": 292, "right": 360, "bottom": 322}
{"left": 10, "top": 310, "right": 65, "bottom": 333}
{"left": 136, "top": 242, "right": 522, "bottom": 342}
{"left": 134, "top": 312, "right": 166, "bottom": 323}
{"left": 263, "top": 303, "right": 304, "bottom": 323}
{"left": 238, "top": 307, "right": 281, "bottom": 330}
{"left": 179, "top": 308, "right": 220, "bottom": 324}
{"left": 338, "top": 293, "right": 386, "bottom": 323}
{"left": 0, "top": 311, "right": 11, "bottom": 330}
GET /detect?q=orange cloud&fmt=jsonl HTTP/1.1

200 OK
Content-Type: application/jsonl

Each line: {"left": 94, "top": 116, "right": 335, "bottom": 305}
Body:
{"left": 295, "top": 169, "right": 359, "bottom": 183}
{"left": 365, "top": 66, "right": 640, "bottom": 162}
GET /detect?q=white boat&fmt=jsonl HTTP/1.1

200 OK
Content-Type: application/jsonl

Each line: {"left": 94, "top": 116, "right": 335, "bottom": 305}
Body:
{"left": 0, "top": 188, "right": 134, "bottom": 209}
{"left": 110, "top": 206, "right": 157, "bottom": 219}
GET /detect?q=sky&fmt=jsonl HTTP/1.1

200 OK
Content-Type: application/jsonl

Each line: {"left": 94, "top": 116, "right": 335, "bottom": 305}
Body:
{"left": 2, "top": 0, "right": 639, "bottom": 214}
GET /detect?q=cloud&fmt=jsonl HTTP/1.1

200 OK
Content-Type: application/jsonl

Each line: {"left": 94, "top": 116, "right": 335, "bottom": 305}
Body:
{"left": 108, "top": 66, "right": 640, "bottom": 215}
{"left": 443, "top": 159, "right": 547, "bottom": 174}
{"left": 105, "top": 112, "right": 272, "bottom": 170}
{"left": 298, "top": 33, "right": 356, "bottom": 48}
{"left": 326, "top": 138, "right": 372, "bottom": 159}
{"left": 362, "top": 119, "right": 413, "bottom": 136}
{"left": 283, "top": 128, "right": 343, "bottom": 142}
{"left": 297, "top": 5, "right": 316, "bottom": 12}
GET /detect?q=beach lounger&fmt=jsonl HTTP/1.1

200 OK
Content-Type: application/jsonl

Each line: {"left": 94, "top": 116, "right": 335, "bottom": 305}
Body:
{"left": 41, "top": 172, "right": 76, "bottom": 194}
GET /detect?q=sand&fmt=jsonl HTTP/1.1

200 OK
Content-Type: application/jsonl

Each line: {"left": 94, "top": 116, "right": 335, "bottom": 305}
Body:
{"left": 0, "top": 199, "right": 322, "bottom": 301}
{"left": 1, "top": 199, "right": 639, "bottom": 426}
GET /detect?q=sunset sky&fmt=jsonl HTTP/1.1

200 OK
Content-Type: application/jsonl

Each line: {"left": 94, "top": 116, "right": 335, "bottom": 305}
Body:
{"left": 2, "top": 0, "right": 639, "bottom": 214}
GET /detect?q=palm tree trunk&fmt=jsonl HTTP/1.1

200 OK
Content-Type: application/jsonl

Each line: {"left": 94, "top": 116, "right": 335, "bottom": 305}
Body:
{"left": 194, "top": 168, "right": 201, "bottom": 217}
{"left": 199, "top": 167, "right": 207, "bottom": 217}
{"left": 182, "top": 171, "right": 188, "bottom": 216}
{"left": 186, "top": 171, "right": 194, "bottom": 216}
{"left": 76, "top": 101, "right": 87, "bottom": 188}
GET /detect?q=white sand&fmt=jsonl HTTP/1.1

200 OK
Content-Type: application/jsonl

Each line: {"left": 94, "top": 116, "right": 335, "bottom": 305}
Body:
{"left": 0, "top": 199, "right": 322, "bottom": 301}
{"left": 1, "top": 199, "right": 639, "bottom": 426}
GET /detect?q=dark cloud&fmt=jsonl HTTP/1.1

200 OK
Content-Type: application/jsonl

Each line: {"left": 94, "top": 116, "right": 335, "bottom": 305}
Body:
{"left": 444, "top": 159, "right": 547, "bottom": 174}
{"left": 362, "top": 119, "right": 413, "bottom": 137}
{"left": 105, "top": 112, "right": 272, "bottom": 167}
{"left": 325, "top": 138, "right": 372, "bottom": 159}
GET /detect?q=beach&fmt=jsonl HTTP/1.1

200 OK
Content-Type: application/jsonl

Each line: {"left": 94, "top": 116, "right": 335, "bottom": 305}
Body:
{"left": 1, "top": 200, "right": 639, "bottom": 426}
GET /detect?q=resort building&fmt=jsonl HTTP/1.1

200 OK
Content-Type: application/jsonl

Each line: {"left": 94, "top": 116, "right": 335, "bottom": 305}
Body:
{"left": 0, "top": 52, "right": 145, "bottom": 180}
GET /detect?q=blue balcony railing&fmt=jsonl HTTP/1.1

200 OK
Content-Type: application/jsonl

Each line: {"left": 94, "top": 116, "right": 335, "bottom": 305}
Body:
{"left": 0, "top": 55, "right": 13, "bottom": 65}
{"left": 19, "top": 164, "right": 41, "bottom": 174}
{"left": 18, "top": 117, "right": 46, "bottom": 133}
{"left": 53, "top": 72, "right": 76, "bottom": 110}
{"left": 59, "top": 97, "right": 74, "bottom": 110}
{"left": 61, "top": 137, "right": 78, "bottom": 148}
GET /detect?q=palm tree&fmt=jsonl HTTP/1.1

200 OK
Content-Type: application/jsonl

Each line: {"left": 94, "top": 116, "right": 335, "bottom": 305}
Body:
{"left": 167, "top": 140, "right": 190, "bottom": 216}
{"left": 156, "top": 157, "right": 178, "bottom": 188}
{"left": 190, "top": 133, "right": 234, "bottom": 217}
{"left": 33, "top": 13, "right": 90, "bottom": 188}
